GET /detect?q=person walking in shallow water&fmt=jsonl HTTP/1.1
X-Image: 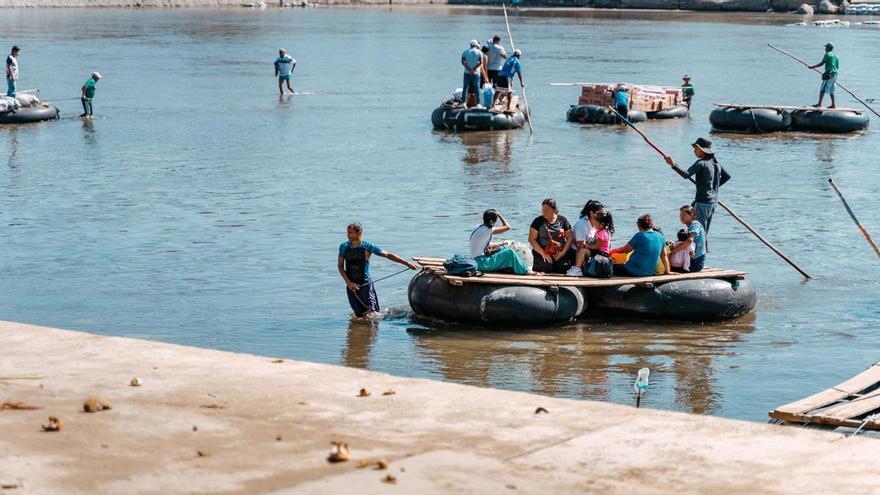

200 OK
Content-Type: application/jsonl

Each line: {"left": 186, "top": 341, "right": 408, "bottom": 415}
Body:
{"left": 809, "top": 42, "right": 838, "bottom": 109}
{"left": 337, "top": 223, "right": 417, "bottom": 318}
{"left": 274, "top": 49, "right": 296, "bottom": 96}
{"left": 80, "top": 72, "right": 101, "bottom": 118}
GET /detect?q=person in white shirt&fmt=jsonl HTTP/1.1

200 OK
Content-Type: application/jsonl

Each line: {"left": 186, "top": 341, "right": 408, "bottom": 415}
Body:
{"left": 274, "top": 49, "right": 296, "bottom": 96}
{"left": 485, "top": 35, "right": 507, "bottom": 85}
{"left": 567, "top": 200, "right": 605, "bottom": 276}
{"left": 6, "top": 46, "right": 20, "bottom": 98}
{"left": 461, "top": 40, "right": 483, "bottom": 108}
{"left": 469, "top": 209, "right": 532, "bottom": 275}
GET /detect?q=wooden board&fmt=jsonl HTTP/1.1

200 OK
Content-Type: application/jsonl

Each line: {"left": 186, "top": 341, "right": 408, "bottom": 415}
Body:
{"left": 714, "top": 103, "right": 863, "bottom": 113}
{"left": 769, "top": 363, "right": 880, "bottom": 430}
{"left": 413, "top": 257, "right": 746, "bottom": 289}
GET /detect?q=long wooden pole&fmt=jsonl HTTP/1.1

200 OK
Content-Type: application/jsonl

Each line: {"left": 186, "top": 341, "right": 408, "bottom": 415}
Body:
{"left": 502, "top": 4, "right": 533, "bottom": 135}
{"left": 768, "top": 43, "right": 880, "bottom": 120}
{"left": 828, "top": 178, "right": 880, "bottom": 258}
{"left": 607, "top": 105, "right": 812, "bottom": 280}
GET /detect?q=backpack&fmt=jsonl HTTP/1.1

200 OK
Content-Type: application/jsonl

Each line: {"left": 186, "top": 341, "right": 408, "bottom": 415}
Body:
{"left": 586, "top": 253, "right": 614, "bottom": 278}
{"left": 443, "top": 254, "right": 479, "bottom": 277}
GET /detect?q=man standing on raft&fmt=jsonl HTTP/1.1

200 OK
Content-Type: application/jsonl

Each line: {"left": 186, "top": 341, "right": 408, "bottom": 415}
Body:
{"left": 665, "top": 137, "right": 730, "bottom": 241}
{"left": 808, "top": 42, "right": 838, "bottom": 109}
{"left": 6, "top": 45, "right": 20, "bottom": 98}
{"left": 338, "top": 223, "right": 417, "bottom": 318}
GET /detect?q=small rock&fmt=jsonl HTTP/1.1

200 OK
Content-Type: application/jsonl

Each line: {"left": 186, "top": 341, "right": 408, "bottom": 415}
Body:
{"left": 199, "top": 404, "right": 224, "bottom": 409}
{"left": 327, "top": 441, "right": 350, "bottom": 463}
{"left": 376, "top": 458, "right": 389, "bottom": 470}
{"left": 382, "top": 389, "right": 396, "bottom": 396}
{"left": 130, "top": 377, "right": 142, "bottom": 387}
{"left": 381, "top": 474, "right": 397, "bottom": 484}
{"left": 357, "top": 459, "right": 371, "bottom": 469}
{"left": 1, "top": 401, "right": 39, "bottom": 410}
{"left": 506, "top": 483, "right": 517, "bottom": 490}
{"left": 817, "top": 0, "right": 837, "bottom": 13}
{"left": 83, "top": 397, "right": 112, "bottom": 413}
{"left": 1, "top": 483, "right": 20, "bottom": 490}
{"left": 192, "top": 425, "right": 198, "bottom": 432}
{"left": 358, "top": 388, "right": 370, "bottom": 397}
{"left": 796, "top": 3, "right": 814, "bottom": 14}
{"left": 197, "top": 450, "right": 209, "bottom": 457}
{"left": 271, "top": 359, "right": 284, "bottom": 363}
{"left": 535, "top": 407, "right": 549, "bottom": 414}
{"left": 276, "top": 434, "right": 282, "bottom": 441}
{"left": 41, "top": 416, "right": 63, "bottom": 432}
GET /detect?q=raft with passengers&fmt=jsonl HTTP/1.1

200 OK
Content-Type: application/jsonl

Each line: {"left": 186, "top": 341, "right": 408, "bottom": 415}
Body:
{"left": 565, "top": 78, "right": 691, "bottom": 125}
{"left": 432, "top": 38, "right": 531, "bottom": 133}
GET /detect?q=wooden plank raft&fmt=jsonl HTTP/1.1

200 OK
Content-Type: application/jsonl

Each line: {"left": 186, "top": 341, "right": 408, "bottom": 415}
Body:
{"left": 769, "top": 362, "right": 880, "bottom": 430}
{"left": 714, "top": 103, "right": 864, "bottom": 113}
{"left": 413, "top": 256, "right": 747, "bottom": 289}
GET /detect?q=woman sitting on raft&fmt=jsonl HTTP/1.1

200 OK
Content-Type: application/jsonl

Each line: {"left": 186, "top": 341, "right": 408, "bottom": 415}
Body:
{"left": 528, "top": 198, "right": 574, "bottom": 274}
{"left": 469, "top": 209, "right": 532, "bottom": 275}
{"left": 567, "top": 199, "right": 605, "bottom": 277}
{"left": 609, "top": 214, "right": 671, "bottom": 277}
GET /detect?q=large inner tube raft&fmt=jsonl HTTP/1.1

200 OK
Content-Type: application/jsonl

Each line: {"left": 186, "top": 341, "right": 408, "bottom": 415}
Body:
{"left": 432, "top": 101, "right": 527, "bottom": 132}
{"left": 0, "top": 104, "right": 60, "bottom": 124}
{"left": 567, "top": 104, "right": 647, "bottom": 124}
{"left": 790, "top": 108, "right": 869, "bottom": 133}
{"left": 585, "top": 277, "right": 756, "bottom": 320}
{"left": 648, "top": 105, "right": 689, "bottom": 119}
{"left": 408, "top": 271, "right": 585, "bottom": 326}
{"left": 709, "top": 107, "right": 791, "bottom": 133}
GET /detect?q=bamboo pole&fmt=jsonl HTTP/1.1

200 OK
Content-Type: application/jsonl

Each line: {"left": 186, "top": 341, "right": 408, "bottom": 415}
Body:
{"left": 503, "top": 4, "right": 533, "bottom": 135}
{"left": 607, "top": 105, "right": 812, "bottom": 280}
{"left": 828, "top": 178, "right": 880, "bottom": 258}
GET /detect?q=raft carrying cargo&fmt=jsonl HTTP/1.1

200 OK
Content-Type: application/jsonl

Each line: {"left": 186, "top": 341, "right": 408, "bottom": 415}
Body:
{"left": 710, "top": 103, "right": 869, "bottom": 134}
{"left": 0, "top": 104, "right": 60, "bottom": 124}
{"left": 769, "top": 362, "right": 880, "bottom": 436}
{"left": 567, "top": 82, "right": 689, "bottom": 125}
{"left": 408, "top": 257, "right": 756, "bottom": 326}
{"left": 432, "top": 99, "right": 527, "bottom": 132}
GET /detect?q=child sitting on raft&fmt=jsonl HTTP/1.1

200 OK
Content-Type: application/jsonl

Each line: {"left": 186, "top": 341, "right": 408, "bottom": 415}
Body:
{"left": 669, "top": 229, "right": 696, "bottom": 272}
{"left": 470, "top": 209, "right": 533, "bottom": 275}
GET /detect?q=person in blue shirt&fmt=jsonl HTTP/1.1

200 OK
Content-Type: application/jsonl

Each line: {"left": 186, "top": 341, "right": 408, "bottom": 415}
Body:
{"left": 614, "top": 83, "right": 629, "bottom": 122}
{"left": 492, "top": 49, "right": 523, "bottom": 109}
{"left": 274, "top": 49, "right": 296, "bottom": 96}
{"left": 461, "top": 40, "right": 483, "bottom": 108}
{"left": 609, "top": 214, "right": 670, "bottom": 277}
{"left": 669, "top": 205, "right": 707, "bottom": 272}
{"left": 337, "top": 223, "right": 417, "bottom": 317}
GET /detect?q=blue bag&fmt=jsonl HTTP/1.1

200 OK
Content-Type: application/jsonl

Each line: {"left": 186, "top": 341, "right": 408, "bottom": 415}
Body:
{"left": 586, "top": 253, "right": 613, "bottom": 278}
{"left": 443, "top": 254, "right": 478, "bottom": 277}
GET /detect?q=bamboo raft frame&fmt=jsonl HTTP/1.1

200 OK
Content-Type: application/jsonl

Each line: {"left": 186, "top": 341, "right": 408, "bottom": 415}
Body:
{"left": 413, "top": 257, "right": 746, "bottom": 289}
{"left": 714, "top": 103, "right": 864, "bottom": 114}
{"left": 769, "top": 362, "right": 880, "bottom": 430}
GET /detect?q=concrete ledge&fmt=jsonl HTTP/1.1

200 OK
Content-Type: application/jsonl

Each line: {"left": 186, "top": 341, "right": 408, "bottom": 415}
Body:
{"left": 1, "top": 320, "right": 878, "bottom": 494}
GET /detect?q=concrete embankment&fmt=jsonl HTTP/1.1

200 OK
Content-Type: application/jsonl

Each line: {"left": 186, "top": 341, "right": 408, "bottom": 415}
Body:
{"left": 1, "top": 320, "right": 879, "bottom": 494}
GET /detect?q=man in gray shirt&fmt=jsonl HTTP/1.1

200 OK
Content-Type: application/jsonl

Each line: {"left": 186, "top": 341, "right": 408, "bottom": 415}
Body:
{"left": 485, "top": 35, "right": 507, "bottom": 85}
{"left": 666, "top": 137, "right": 731, "bottom": 237}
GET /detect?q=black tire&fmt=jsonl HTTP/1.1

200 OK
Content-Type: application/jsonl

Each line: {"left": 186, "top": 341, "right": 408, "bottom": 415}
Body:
{"left": 567, "top": 104, "right": 646, "bottom": 125}
{"left": 435, "top": 103, "right": 526, "bottom": 132}
{"left": 648, "top": 105, "right": 689, "bottom": 119}
{"left": 790, "top": 108, "right": 869, "bottom": 133}
{"left": 0, "top": 104, "right": 60, "bottom": 124}
{"left": 709, "top": 107, "right": 791, "bottom": 133}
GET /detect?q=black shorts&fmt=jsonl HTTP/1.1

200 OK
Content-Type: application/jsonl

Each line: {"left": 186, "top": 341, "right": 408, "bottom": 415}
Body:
{"left": 487, "top": 70, "right": 500, "bottom": 84}
{"left": 615, "top": 104, "right": 629, "bottom": 118}
{"left": 494, "top": 76, "right": 511, "bottom": 90}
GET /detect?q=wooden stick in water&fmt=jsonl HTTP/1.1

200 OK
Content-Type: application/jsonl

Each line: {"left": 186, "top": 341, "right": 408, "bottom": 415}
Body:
{"left": 503, "top": 4, "right": 533, "bottom": 136}
{"left": 606, "top": 105, "right": 812, "bottom": 280}
{"left": 767, "top": 43, "right": 880, "bottom": 120}
{"left": 828, "top": 178, "right": 880, "bottom": 258}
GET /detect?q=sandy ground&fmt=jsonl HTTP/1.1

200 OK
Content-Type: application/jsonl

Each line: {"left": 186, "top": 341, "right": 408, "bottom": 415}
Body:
{"left": 1, "top": 320, "right": 878, "bottom": 494}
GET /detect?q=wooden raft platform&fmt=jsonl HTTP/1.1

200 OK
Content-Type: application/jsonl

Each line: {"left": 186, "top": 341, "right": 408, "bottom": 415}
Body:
{"left": 769, "top": 362, "right": 880, "bottom": 430}
{"left": 413, "top": 257, "right": 746, "bottom": 288}
{"left": 714, "top": 103, "right": 864, "bottom": 113}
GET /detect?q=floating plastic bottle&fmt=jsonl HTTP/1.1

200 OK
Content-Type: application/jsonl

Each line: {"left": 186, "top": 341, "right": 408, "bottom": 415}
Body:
{"left": 634, "top": 367, "right": 650, "bottom": 395}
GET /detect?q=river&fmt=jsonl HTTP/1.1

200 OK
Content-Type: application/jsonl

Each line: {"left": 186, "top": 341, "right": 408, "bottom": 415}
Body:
{"left": 1, "top": 7, "right": 879, "bottom": 421}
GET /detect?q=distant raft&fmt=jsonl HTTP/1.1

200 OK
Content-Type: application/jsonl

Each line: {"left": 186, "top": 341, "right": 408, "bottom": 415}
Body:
{"left": 432, "top": 100, "right": 527, "bottom": 132}
{"left": 710, "top": 104, "right": 868, "bottom": 134}
{"left": 408, "top": 257, "right": 756, "bottom": 327}
{"left": 0, "top": 104, "right": 60, "bottom": 124}
{"left": 567, "top": 104, "right": 648, "bottom": 124}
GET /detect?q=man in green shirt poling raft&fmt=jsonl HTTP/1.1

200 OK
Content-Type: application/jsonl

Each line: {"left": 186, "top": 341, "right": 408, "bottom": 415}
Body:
{"left": 681, "top": 74, "right": 694, "bottom": 109}
{"left": 808, "top": 42, "right": 839, "bottom": 109}
{"left": 80, "top": 71, "right": 102, "bottom": 118}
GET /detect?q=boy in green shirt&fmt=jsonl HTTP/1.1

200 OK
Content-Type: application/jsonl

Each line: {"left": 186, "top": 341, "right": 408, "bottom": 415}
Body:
{"left": 681, "top": 74, "right": 694, "bottom": 109}
{"left": 809, "top": 43, "right": 838, "bottom": 108}
{"left": 80, "top": 71, "right": 102, "bottom": 117}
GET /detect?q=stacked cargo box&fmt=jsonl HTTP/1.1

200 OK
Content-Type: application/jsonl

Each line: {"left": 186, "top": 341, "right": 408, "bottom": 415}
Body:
{"left": 579, "top": 83, "right": 683, "bottom": 112}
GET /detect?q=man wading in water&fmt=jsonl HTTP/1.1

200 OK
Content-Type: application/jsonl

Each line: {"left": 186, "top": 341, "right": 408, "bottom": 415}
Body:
{"left": 808, "top": 42, "right": 838, "bottom": 109}
{"left": 337, "top": 223, "right": 417, "bottom": 318}
{"left": 665, "top": 137, "right": 730, "bottom": 246}
{"left": 274, "top": 49, "right": 296, "bottom": 96}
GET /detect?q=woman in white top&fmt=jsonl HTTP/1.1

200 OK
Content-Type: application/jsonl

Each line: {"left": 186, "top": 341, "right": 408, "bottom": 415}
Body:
{"left": 469, "top": 209, "right": 531, "bottom": 275}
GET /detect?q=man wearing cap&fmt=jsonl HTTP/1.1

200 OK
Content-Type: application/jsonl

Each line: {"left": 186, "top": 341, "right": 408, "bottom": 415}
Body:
{"left": 492, "top": 49, "right": 523, "bottom": 109}
{"left": 665, "top": 137, "right": 731, "bottom": 241}
{"left": 485, "top": 35, "right": 507, "bottom": 85}
{"left": 274, "top": 49, "right": 296, "bottom": 96}
{"left": 461, "top": 40, "right": 483, "bottom": 108}
{"left": 808, "top": 42, "right": 838, "bottom": 109}
{"left": 80, "top": 72, "right": 102, "bottom": 118}
{"left": 681, "top": 75, "right": 694, "bottom": 109}
{"left": 6, "top": 46, "right": 20, "bottom": 98}
{"left": 614, "top": 83, "right": 629, "bottom": 122}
